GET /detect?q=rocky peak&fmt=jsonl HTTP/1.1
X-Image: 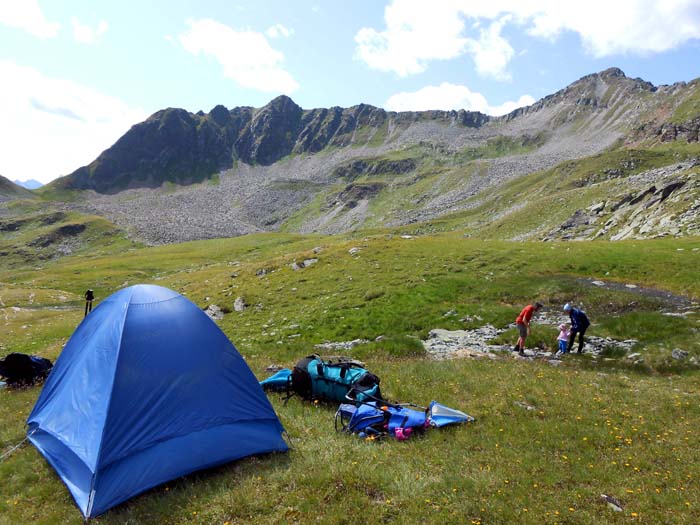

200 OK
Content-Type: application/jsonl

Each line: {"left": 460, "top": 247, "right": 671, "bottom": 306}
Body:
{"left": 260, "top": 95, "right": 303, "bottom": 116}
{"left": 599, "top": 67, "right": 626, "bottom": 79}
{"left": 208, "top": 104, "right": 231, "bottom": 125}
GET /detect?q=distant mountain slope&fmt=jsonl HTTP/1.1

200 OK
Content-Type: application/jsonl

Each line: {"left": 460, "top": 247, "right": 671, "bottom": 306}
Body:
{"left": 38, "top": 68, "right": 700, "bottom": 244}
{"left": 0, "top": 174, "right": 35, "bottom": 202}
{"left": 50, "top": 67, "right": 661, "bottom": 194}
{"left": 50, "top": 97, "right": 490, "bottom": 193}
{"left": 13, "top": 179, "right": 43, "bottom": 189}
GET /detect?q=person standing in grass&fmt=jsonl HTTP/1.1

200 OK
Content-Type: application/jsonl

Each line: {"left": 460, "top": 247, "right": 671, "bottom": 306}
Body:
{"left": 555, "top": 323, "right": 571, "bottom": 357}
{"left": 84, "top": 289, "right": 95, "bottom": 317}
{"left": 513, "top": 302, "right": 543, "bottom": 355}
{"left": 563, "top": 303, "right": 590, "bottom": 354}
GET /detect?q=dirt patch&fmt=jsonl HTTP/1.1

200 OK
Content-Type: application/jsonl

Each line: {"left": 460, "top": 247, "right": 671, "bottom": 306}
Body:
{"left": 39, "top": 212, "right": 67, "bottom": 225}
{"left": 0, "top": 218, "right": 30, "bottom": 232}
{"left": 29, "top": 223, "right": 86, "bottom": 248}
{"left": 336, "top": 182, "right": 386, "bottom": 209}
{"left": 578, "top": 278, "right": 696, "bottom": 309}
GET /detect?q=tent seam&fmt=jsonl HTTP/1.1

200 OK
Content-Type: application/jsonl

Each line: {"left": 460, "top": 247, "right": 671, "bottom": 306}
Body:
{"left": 87, "top": 286, "right": 135, "bottom": 514}
{"left": 128, "top": 295, "right": 182, "bottom": 306}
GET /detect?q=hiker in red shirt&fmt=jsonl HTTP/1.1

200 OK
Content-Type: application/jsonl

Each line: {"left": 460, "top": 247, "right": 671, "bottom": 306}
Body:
{"left": 513, "top": 302, "right": 543, "bottom": 356}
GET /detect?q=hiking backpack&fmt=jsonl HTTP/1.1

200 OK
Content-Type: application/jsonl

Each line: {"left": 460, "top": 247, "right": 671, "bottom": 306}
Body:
{"left": 0, "top": 353, "right": 53, "bottom": 387}
{"left": 290, "top": 355, "right": 382, "bottom": 403}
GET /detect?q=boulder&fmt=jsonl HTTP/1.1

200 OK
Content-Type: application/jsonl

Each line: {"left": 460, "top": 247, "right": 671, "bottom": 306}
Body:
{"left": 672, "top": 348, "right": 689, "bottom": 360}
{"left": 204, "top": 304, "right": 223, "bottom": 321}
{"left": 234, "top": 297, "right": 247, "bottom": 312}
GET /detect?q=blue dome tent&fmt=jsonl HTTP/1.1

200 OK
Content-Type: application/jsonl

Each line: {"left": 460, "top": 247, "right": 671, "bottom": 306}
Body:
{"left": 27, "top": 284, "right": 287, "bottom": 518}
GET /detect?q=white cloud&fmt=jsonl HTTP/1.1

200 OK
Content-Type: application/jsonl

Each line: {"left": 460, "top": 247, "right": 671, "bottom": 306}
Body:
{"left": 465, "top": 17, "right": 514, "bottom": 81}
{"left": 354, "top": 1, "right": 468, "bottom": 77}
{"left": 71, "top": 17, "right": 108, "bottom": 44}
{"left": 265, "top": 23, "right": 293, "bottom": 39}
{"left": 0, "top": 60, "right": 146, "bottom": 184}
{"left": 178, "top": 18, "right": 299, "bottom": 94}
{"left": 0, "top": 0, "right": 59, "bottom": 38}
{"left": 384, "top": 82, "right": 535, "bottom": 116}
{"left": 523, "top": 1, "right": 700, "bottom": 57}
{"left": 356, "top": 0, "right": 700, "bottom": 77}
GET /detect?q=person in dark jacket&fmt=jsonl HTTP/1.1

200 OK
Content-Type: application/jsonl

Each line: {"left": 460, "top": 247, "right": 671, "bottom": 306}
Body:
{"left": 84, "top": 289, "right": 95, "bottom": 317}
{"left": 563, "top": 303, "right": 590, "bottom": 354}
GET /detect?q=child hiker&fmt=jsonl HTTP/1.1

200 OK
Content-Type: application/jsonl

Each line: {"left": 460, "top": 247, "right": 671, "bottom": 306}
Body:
{"left": 556, "top": 323, "right": 570, "bottom": 356}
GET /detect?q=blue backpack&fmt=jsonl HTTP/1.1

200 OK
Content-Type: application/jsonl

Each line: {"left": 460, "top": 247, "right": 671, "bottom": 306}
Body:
{"left": 335, "top": 401, "right": 475, "bottom": 440}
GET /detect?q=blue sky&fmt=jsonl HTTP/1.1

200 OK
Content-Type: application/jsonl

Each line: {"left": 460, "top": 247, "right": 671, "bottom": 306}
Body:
{"left": 1, "top": 0, "right": 699, "bottom": 183}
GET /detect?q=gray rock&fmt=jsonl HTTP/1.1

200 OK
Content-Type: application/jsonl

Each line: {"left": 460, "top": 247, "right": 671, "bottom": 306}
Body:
{"left": 600, "top": 494, "right": 623, "bottom": 512}
{"left": 423, "top": 326, "right": 503, "bottom": 360}
{"left": 672, "top": 348, "right": 689, "bottom": 360}
{"left": 204, "top": 304, "right": 223, "bottom": 321}
{"left": 314, "top": 338, "right": 369, "bottom": 351}
{"left": 349, "top": 247, "right": 361, "bottom": 255}
{"left": 588, "top": 201, "right": 606, "bottom": 214}
{"left": 234, "top": 297, "right": 247, "bottom": 312}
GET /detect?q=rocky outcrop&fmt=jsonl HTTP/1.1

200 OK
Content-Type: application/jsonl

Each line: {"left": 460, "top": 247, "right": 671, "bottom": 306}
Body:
{"left": 655, "top": 118, "right": 700, "bottom": 143}
{"left": 332, "top": 158, "right": 417, "bottom": 180}
{"left": 544, "top": 160, "right": 700, "bottom": 241}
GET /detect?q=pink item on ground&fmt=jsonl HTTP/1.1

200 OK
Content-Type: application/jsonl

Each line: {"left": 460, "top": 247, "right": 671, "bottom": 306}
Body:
{"left": 394, "top": 427, "right": 413, "bottom": 441}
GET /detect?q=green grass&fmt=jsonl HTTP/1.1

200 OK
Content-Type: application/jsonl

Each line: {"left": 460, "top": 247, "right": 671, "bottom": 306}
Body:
{"left": 1, "top": 212, "right": 699, "bottom": 523}
{"left": 455, "top": 134, "right": 546, "bottom": 162}
{"left": 670, "top": 80, "right": 700, "bottom": 123}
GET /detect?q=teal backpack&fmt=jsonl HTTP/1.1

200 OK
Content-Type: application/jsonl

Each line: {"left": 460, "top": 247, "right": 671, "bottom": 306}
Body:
{"left": 290, "top": 355, "right": 382, "bottom": 403}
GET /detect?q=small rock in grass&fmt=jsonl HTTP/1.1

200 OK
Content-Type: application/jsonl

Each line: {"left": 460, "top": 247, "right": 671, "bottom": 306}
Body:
{"left": 204, "top": 304, "right": 223, "bottom": 321}
{"left": 600, "top": 494, "right": 623, "bottom": 512}
{"left": 234, "top": 297, "right": 247, "bottom": 312}
{"left": 672, "top": 348, "right": 689, "bottom": 360}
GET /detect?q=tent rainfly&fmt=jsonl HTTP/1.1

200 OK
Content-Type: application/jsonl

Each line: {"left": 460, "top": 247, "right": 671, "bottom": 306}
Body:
{"left": 27, "top": 284, "right": 287, "bottom": 518}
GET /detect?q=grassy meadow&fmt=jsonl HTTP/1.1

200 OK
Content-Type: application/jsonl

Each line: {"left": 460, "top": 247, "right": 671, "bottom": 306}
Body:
{"left": 1, "top": 226, "right": 699, "bottom": 524}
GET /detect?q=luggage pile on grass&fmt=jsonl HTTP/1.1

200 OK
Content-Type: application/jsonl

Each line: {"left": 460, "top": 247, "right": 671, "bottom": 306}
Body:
{"left": 261, "top": 354, "right": 474, "bottom": 441}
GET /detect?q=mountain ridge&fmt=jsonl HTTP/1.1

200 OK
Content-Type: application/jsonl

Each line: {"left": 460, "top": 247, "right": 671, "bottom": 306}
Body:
{"left": 20, "top": 67, "right": 700, "bottom": 245}
{"left": 52, "top": 67, "right": 669, "bottom": 194}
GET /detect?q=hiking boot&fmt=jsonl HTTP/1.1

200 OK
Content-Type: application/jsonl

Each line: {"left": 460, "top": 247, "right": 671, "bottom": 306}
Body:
{"left": 518, "top": 349, "right": 525, "bottom": 357}
{"left": 512, "top": 345, "right": 520, "bottom": 353}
